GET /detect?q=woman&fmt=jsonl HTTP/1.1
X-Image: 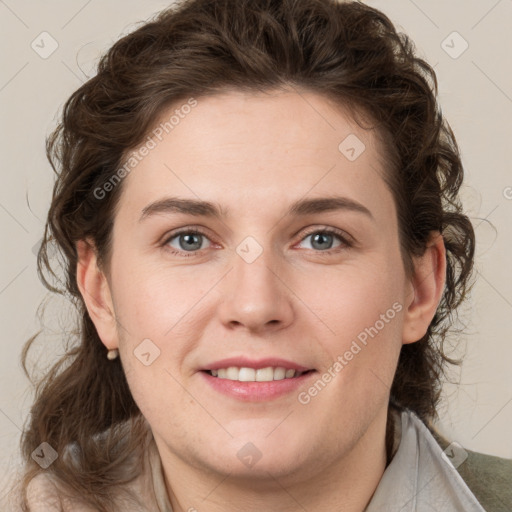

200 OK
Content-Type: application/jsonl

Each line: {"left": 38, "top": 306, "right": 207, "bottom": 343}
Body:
{"left": 11, "top": 0, "right": 511, "bottom": 510}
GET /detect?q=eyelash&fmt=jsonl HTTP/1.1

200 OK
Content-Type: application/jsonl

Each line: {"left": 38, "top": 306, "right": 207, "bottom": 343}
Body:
{"left": 161, "top": 226, "right": 354, "bottom": 258}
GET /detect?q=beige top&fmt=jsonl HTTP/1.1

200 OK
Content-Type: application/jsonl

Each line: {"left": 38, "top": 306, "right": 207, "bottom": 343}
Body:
{"left": 22, "top": 438, "right": 172, "bottom": 512}
{"left": 16, "top": 408, "right": 486, "bottom": 511}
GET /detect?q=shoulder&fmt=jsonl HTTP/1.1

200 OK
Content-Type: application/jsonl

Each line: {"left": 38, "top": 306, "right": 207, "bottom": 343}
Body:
{"left": 25, "top": 473, "right": 98, "bottom": 512}
{"left": 24, "top": 473, "right": 64, "bottom": 511}
{"left": 430, "top": 427, "right": 512, "bottom": 511}
{"left": 456, "top": 448, "right": 512, "bottom": 511}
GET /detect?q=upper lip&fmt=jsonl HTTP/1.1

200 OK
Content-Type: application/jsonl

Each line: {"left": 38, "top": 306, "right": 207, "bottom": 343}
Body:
{"left": 202, "top": 357, "right": 314, "bottom": 372}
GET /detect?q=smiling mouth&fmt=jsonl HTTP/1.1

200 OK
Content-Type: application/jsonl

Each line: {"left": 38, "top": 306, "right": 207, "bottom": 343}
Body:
{"left": 203, "top": 366, "right": 314, "bottom": 382}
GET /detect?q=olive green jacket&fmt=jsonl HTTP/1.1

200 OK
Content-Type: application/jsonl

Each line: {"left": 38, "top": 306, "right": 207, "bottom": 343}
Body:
{"left": 432, "top": 428, "right": 512, "bottom": 511}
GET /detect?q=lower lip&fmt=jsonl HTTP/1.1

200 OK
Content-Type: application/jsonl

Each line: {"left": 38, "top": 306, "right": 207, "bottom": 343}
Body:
{"left": 200, "top": 371, "right": 316, "bottom": 401}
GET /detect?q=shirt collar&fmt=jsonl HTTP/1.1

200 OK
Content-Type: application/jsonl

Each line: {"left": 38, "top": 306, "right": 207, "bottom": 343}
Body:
{"left": 365, "top": 408, "right": 485, "bottom": 512}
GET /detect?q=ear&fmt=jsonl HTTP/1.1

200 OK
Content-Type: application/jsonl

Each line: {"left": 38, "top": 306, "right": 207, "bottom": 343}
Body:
{"left": 402, "top": 231, "right": 446, "bottom": 345}
{"left": 76, "top": 239, "right": 118, "bottom": 350}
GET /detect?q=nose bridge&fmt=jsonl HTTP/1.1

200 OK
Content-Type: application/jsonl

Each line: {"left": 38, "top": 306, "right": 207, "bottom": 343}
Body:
{"left": 217, "top": 235, "right": 294, "bottom": 332}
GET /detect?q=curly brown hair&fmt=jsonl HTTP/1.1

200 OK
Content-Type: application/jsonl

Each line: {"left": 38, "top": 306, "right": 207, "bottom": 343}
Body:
{"left": 17, "top": 0, "right": 475, "bottom": 509}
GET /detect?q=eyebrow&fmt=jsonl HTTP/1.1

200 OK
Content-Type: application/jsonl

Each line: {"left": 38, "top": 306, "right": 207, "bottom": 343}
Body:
{"left": 139, "top": 196, "right": 374, "bottom": 222}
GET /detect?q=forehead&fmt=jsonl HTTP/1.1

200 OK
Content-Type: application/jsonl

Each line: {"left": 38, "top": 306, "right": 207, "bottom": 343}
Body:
{"left": 116, "top": 89, "right": 395, "bottom": 224}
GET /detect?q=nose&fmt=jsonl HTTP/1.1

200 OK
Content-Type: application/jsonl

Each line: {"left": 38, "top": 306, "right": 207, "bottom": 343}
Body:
{"left": 216, "top": 244, "right": 295, "bottom": 334}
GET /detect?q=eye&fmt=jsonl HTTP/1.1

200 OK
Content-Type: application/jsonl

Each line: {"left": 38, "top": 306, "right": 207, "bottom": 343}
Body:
{"left": 296, "top": 227, "right": 352, "bottom": 252}
{"left": 161, "top": 226, "right": 353, "bottom": 258}
{"left": 163, "top": 229, "right": 212, "bottom": 257}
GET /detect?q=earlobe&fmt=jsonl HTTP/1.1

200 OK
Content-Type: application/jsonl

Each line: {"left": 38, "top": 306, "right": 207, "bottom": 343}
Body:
{"left": 402, "top": 232, "right": 447, "bottom": 345}
{"left": 76, "top": 239, "right": 118, "bottom": 350}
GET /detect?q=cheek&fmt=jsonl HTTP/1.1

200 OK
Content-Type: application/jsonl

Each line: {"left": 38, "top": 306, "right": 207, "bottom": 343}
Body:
{"left": 117, "top": 323, "right": 190, "bottom": 429}
{"left": 300, "top": 253, "right": 406, "bottom": 396}
{"left": 110, "top": 259, "right": 202, "bottom": 338}
{"left": 111, "top": 264, "right": 209, "bottom": 401}
{"left": 304, "top": 258, "right": 403, "bottom": 340}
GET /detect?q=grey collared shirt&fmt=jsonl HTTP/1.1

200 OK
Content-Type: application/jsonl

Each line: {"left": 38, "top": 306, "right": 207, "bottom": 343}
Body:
{"left": 365, "top": 409, "right": 485, "bottom": 511}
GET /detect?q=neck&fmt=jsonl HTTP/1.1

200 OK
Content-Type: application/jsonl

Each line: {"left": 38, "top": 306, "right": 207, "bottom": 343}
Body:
{"left": 157, "top": 404, "right": 392, "bottom": 512}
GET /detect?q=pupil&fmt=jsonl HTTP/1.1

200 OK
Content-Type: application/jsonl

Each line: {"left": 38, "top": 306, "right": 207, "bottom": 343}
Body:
{"left": 181, "top": 233, "right": 201, "bottom": 251}
{"left": 312, "top": 233, "right": 332, "bottom": 250}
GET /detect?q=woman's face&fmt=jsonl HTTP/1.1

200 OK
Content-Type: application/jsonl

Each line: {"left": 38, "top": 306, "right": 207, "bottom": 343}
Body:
{"left": 95, "top": 89, "right": 419, "bottom": 481}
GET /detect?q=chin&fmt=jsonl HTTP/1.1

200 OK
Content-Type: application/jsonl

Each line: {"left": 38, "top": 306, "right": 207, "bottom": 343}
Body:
{"left": 210, "top": 435, "right": 312, "bottom": 478}
{"left": 217, "top": 455, "right": 307, "bottom": 482}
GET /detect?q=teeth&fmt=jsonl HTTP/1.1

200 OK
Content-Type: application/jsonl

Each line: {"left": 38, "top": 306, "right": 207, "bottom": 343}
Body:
{"left": 209, "top": 366, "right": 302, "bottom": 382}
{"left": 255, "top": 367, "right": 274, "bottom": 381}
{"left": 238, "top": 367, "right": 256, "bottom": 381}
{"left": 226, "top": 367, "right": 239, "bottom": 380}
{"left": 273, "top": 367, "right": 286, "bottom": 380}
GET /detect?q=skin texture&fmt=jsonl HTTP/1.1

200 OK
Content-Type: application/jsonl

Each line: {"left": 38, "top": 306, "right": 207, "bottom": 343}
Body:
{"left": 77, "top": 89, "right": 446, "bottom": 512}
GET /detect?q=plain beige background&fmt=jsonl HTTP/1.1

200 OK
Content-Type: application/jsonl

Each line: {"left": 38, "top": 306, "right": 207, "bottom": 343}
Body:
{"left": 1, "top": 0, "right": 511, "bottom": 502}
